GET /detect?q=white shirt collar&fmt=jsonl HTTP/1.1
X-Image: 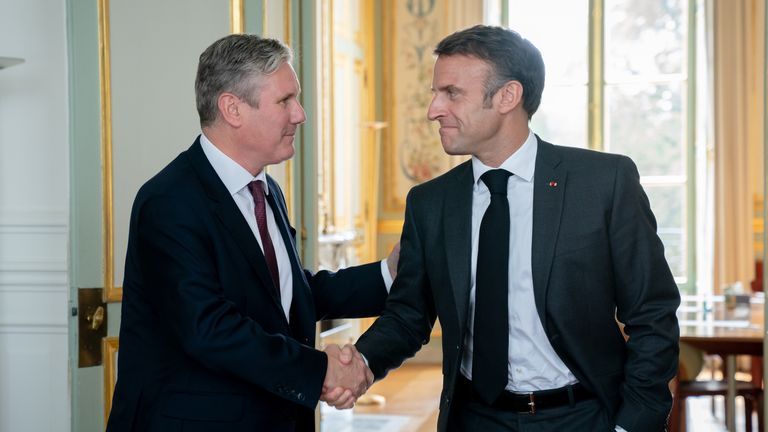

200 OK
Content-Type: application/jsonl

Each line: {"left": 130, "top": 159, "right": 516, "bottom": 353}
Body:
{"left": 199, "top": 132, "right": 269, "bottom": 196}
{"left": 471, "top": 129, "right": 537, "bottom": 185}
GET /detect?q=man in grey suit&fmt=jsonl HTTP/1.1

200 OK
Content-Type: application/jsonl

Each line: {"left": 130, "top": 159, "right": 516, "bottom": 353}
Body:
{"left": 354, "top": 25, "right": 679, "bottom": 432}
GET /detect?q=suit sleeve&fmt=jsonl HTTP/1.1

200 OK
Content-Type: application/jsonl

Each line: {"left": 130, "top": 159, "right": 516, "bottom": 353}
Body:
{"left": 355, "top": 189, "right": 437, "bottom": 379}
{"left": 265, "top": 174, "right": 388, "bottom": 321}
{"left": 135, "top": 193, "right": 327, "bottom": 409}
{"left": 307, "top": 262, "right": 388, "bottom": 321}
{"left": 610, "top": 157, "right": 680, "bottom": 431}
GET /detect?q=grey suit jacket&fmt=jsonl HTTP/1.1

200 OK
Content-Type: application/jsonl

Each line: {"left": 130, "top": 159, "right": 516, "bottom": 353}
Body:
{"left": 356, "top": 137, "right": 680, "bottom": 432}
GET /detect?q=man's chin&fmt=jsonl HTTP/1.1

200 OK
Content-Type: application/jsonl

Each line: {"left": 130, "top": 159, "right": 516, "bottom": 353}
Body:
{"left": 441, "top": 142, "right": 468, "bottom": 156}
{"left": 267, "top": 143, "right": 295, "bottom": 166}
{"left": 281, "top": 144, "right": 296, "bottom": 161}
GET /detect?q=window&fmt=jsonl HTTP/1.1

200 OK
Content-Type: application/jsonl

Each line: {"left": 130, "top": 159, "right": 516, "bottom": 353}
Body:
{"left": 498, "top": 0, "right": 695, "bottom": 291}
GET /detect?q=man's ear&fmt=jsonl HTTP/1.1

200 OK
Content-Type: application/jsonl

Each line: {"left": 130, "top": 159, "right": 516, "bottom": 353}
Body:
{"left": 498, "top": 80, "right": 523, "bottom": 114}
{"left": 217, "top": 92, "right": 242, "bottom": 127}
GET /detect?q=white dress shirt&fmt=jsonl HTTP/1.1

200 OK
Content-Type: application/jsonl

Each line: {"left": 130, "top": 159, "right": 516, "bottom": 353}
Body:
{"left": 201, "top": 133, "right": 296, "bottom": 320}
{"left": 200, "top": 133, "right": 393, "bottom": 322}
{"left": 459, "top": 130, "right": 578, "bottom": 392}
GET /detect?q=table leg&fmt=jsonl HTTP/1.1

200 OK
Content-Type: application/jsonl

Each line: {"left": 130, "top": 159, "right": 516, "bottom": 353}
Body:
{"left": 726, "top": 354, "right": 736, "bottom": 432}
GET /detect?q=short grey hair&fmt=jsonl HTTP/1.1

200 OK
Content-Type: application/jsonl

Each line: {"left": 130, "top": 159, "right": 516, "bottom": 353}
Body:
{"left": 195, "top": 34, "right": 293, "bottom": 127}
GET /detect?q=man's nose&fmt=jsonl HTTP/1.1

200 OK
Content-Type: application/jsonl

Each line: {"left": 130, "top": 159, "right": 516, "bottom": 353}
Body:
{"left": 292, "top": 102, "right": 307, "bottom": 124}
{"left": 427, "top": 95, "right": 443, "bottom": 121}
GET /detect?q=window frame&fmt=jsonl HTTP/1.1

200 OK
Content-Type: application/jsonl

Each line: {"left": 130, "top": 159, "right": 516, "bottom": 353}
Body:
{"left": 499, "top": 0, "right": 698, "bottom": 292}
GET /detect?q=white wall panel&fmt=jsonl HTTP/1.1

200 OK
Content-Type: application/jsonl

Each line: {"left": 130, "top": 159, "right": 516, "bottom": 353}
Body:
{"left": 109, "top": 0, "right": 229, "bottom": 287}
{"left": 0, "top": 333, "right": 69, "bottom": 432}
{"left": 0, "top": 2, "right": 69, "bottom": 215}
{"left": 0, "top": 217, "right": 69, "bottom": 432}
{"left": 0, "top": 0, "right": 70, "bottom": 430}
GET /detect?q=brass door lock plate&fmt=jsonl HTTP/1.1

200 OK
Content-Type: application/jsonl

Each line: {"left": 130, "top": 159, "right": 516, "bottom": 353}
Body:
{"left": 78, "top": 288, "right": 108, "bottom": 367}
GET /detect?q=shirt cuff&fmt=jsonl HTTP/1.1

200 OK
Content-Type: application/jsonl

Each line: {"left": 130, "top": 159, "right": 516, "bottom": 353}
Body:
{"left": 615, "top": 426, "right": 628, "bottom": 432}
{"left": 380, "top": 259, "right": 393, "bottom": 292}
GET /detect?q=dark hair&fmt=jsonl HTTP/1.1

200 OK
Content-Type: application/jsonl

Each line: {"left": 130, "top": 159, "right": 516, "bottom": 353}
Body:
{"left": 195, "top": 34, "right": 292, "bottom": 127}
{"left": 434, "top": 25, "right": 545, "bottom": 118}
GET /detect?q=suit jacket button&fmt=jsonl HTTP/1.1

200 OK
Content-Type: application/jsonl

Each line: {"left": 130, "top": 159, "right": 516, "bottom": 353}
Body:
{"left": 297, "top": 393, "right": 305, "bottom": 401}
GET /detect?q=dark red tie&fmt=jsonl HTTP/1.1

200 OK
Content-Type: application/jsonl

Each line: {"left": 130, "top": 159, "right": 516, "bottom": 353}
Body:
{"left": 248, "top": 180, "right": 280, "bottom": 296}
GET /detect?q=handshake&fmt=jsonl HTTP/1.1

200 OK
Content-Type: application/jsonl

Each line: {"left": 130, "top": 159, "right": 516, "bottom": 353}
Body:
{"left": 321, "top": 344, "right": 374, "bottom": 409}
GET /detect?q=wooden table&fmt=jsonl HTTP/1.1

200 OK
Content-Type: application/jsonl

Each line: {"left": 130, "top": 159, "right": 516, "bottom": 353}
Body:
{"left": 678, "top": 294, "right": 764, "bottom": 432}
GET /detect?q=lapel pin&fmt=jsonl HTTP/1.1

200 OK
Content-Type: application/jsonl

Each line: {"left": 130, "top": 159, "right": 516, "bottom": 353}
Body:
{"left": 548, "top": 181, "right": 558, "bottom": 187}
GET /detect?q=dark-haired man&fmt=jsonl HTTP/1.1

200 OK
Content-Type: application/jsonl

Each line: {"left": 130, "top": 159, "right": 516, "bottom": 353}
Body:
{"left": 355, "top": 25, "right": 679, "bottom": 432}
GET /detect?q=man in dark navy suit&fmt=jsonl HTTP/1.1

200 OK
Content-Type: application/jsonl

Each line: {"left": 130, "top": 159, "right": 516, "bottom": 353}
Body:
{"left": 106, "top": 34, "right": 395, "bottom": 432}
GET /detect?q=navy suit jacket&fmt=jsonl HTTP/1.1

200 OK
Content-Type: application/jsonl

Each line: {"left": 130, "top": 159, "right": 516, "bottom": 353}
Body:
{"left": 106, "top": 138, "right": 387, "bottom": 432}
{"left": 356, "top": 137, "right": 680, "bottom": 432}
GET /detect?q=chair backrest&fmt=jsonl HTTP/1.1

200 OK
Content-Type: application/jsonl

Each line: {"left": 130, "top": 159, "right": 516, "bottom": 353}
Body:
{"left": 750, "top": 260, "right": 763, "bottom": 292}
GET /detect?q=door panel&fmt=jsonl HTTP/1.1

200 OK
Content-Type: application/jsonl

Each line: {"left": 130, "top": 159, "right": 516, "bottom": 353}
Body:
{"left": 68, "top": 1, "right": 229, "bottom": 431}
{"left": 0, "top": 0, "right": 70, "bottom": 431}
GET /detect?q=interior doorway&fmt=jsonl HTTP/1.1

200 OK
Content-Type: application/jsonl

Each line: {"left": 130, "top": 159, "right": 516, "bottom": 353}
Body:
{"left": 314, "top": 1, "right": 442, "bottom": 430}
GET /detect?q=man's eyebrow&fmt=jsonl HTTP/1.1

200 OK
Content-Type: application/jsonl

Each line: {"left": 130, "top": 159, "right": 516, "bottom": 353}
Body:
{"left": 433, "top": 84, "right": 460, "bottom": 93}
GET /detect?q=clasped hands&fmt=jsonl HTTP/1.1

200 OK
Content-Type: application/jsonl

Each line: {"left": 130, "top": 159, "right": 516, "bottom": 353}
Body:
{"left": 321, "top": 344, "right": 373, "bottom": 409}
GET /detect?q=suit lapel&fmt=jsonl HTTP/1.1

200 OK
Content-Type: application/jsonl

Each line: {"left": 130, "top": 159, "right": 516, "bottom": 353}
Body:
{"left": 444, "top": 162, "right": 474, "bottom": 333}
{"left": 530, "top": 138, "right": 566, "bottom": 332}
{"left": 185, "top": 139, "right": 284, "bottom": 319}
{"left": 265, "top": 177, "right": 304, "bottom": 286}
{"left": 264, "top": 176, "right": 314, "bottom": 340}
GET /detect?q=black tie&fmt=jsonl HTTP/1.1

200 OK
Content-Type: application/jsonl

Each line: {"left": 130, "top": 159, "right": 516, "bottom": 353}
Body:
{"left": 472, "top": 169, "right": 511, "bottom": 404}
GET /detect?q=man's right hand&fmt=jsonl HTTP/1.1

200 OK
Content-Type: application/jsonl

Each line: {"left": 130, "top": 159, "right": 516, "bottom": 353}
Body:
{"left": 321, "top": 344, "right": 373, "bottom": 409}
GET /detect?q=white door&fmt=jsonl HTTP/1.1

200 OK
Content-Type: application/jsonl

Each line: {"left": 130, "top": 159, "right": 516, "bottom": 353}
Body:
{"left": 0, "top": 1, "right": 71, "bottom": 431}
{"left": 67, "top": 1, "right": 230, "bottom": 431}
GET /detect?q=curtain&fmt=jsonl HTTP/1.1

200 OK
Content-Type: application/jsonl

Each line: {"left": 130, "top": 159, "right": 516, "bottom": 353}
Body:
{"left": 712, "top": 0, "right": 765, "bottom": 292}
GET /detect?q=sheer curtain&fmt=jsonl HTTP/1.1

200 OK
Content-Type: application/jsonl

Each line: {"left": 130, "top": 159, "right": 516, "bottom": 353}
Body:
{"left": 711, "top": 0, "right": 765, "bottom": 293}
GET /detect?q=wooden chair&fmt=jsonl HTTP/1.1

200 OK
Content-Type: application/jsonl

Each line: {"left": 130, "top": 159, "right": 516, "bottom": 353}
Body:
{"left": 749, "top": 260, "right": 763, "bottom": 293}
{"left": 669, "top": 359, "right": 763, "bottom": 432}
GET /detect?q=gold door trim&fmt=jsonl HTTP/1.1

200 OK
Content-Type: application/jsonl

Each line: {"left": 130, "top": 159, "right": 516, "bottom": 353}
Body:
{"left": 102, "top": 336, "right": 120, "bottom": 420}
{"left": 99, "top": 0, "right": 249, "bottom": 302}
{"left": 230, "top": 0, "right": 244, "bottom": 33}
{"left": 284, "top": 0, "right": 294, "bottom": 219}
{"left": 587, "top": 0, "right": 604, "bottom": 151}
{"left": 97, "top": 0, "right": 120, "bottom": 302}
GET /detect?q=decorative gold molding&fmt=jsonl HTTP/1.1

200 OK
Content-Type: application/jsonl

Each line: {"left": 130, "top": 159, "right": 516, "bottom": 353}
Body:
{"left": 284, "top": 0, "right": 293, "bottom": 219}
{"left": 262, "top": 0, "right": 269, "bottom": 37}
{"left": 359, "top": 0, "right": 379, "bottom": 262}
{"left": 99, "top": 1, "right": 245, "bottom": 304}
{"left": 587, "top": 0, "right": 604, "bottom": 151}
{"left": 284, "top": 0, "right": 292, "bottom": 45}
{"left": 381, "top": 2, "right": 399, "bottom": 212}
{"left": 230, "top": 0, "right": 245, "bottom": 34}
{"left": 318, "top": 0, "right": 334, "bottom": 233}
{"left": 327, "top": 0, "right": 336, "bottom": 230}
{"left": 102, "top": 336, "right": 120, "bottom": 421}
{"left": 98, "top": 0, "right": 121, "bottom": 303}
{"left": 381, "top": 2, "right": 450, "bottom": 213}
{"left": 377, "top": 219, "right": 403, "bottom": 234}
